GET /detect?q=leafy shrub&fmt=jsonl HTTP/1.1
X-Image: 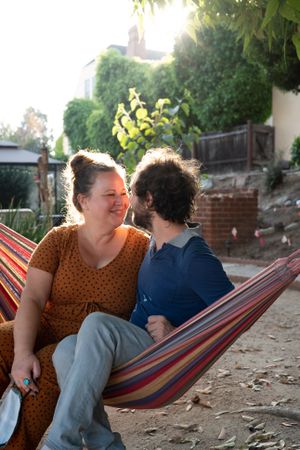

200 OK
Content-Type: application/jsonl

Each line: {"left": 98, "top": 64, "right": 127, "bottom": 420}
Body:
{"left": 0, "top": 167, "right": 33, "bottom": 208}
{"left": 264, "top": 162, "right": 283, "bottom": 193}
{"left": 113, "top": 88, "right": 200, "bottom": 172}
{"left": 290, "top": 136, "right": 300, "bottom": 167}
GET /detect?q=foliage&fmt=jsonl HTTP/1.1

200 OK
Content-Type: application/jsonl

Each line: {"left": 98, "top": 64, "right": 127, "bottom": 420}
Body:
{"left": 63, "top": 50, "right": 182, "bottom": 157}
{"left": 246, "top": 22, "right": 300, "bottom": 92}
{"left": 0, "top": 167, "right": 33, "bottom": 208}
{"left": 88, "top": 49, "right": 153, "bottom": 154}
{"left": 0, "top": 123, "right": 16, "bottom": 142}
{"left": 131, "top": 0, "right": 300, "bottom": 59}
{"left": 173, "top": 26, "right": 272, "bottom": 132}
{"left": 0, "top": 206, "right": 51, "bottom": 243}
{"left": 148, "top": 57, "right": 180, "bottom": 103}
{"left": 264, "top": 161, "right": 284, "bottom": 192}
{"left": 113, "top": 88, "right": 200, "bottom": 172}
{"left": 95, "top": 49, "right": 152, "bottom": 109}
{"left": 0, "top": 108, "right": 53, "bottom": 152}
{"left": 86, "top": 108, "right": 119, "bottom": 158}
{"left": 16, "top": 107, "right": 52, "bottom": 152}
{"left": 51, "top": 133, "right": 68, "bottom": 161}
{"left": 290, "top": 135, "right": 300, "bottom": 167}
{"left": 63, "top": 98, "right": 96, "bottom": 151}
{"left": 132, "top": 0, "right": 300, "bottom": 92}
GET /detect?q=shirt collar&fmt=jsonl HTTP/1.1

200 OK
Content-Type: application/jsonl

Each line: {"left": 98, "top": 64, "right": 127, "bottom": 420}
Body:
{"left": 168, "top": 223, "right": 201, "bottom": 248}
{"left": 150, "top": 223, "right": 201, "bottom": 251}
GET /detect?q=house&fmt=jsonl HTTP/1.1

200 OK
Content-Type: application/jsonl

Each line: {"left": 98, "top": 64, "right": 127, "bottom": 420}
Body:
{"left": 75, "top": 25, "right": 166, "bottom": 100}
{"left": 271, "top": 87, "right": 300, "bottom": 161}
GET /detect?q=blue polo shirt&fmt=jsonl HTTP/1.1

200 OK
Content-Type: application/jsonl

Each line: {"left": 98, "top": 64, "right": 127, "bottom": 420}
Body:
{"left": 130, "top": 226, "right": 234, "bottom": 330}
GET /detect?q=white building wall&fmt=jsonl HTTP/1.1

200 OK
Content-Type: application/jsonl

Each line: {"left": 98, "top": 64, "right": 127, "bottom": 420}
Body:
{"left": 272, "top": 87, "right": 300, "bottom": 160}
{"left": 75, "top": 59, "right": 97, "bottom": 99}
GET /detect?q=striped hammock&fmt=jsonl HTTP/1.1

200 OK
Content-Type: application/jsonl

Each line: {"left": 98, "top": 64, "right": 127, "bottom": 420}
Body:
{"left": 0, "top": 223, "right": 299, "bottom": 409}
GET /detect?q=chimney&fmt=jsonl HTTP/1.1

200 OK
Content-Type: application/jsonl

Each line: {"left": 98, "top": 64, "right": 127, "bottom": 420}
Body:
{"left": 126, "top": 25, "right": 146, "bottom": 59}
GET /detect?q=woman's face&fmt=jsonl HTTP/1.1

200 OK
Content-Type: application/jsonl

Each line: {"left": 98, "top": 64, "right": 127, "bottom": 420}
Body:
{"left": 80, "top": 171, "right": 129, "bottom": 228}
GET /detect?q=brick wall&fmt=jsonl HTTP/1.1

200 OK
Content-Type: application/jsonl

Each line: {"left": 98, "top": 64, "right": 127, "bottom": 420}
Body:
{"left": 193, "top": 189, "right": 258, "bottom": 252}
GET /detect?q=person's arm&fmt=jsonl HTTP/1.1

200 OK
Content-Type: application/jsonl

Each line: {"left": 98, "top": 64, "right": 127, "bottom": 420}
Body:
{"left": 146, "top": 315, "right": 175, "bottom": 342}
{"left": 145, "top": 245, "right": 234, "bottom": 342}
{"left": 12, "top": 267, "right": 53, "bottom": 393}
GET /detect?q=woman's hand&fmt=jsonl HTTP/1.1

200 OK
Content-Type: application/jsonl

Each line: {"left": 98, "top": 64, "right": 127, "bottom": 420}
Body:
{"left": 146, "top": 315, "right": 175, "bottom": 342}
{"left": 11, "top": 353, "right": 40, "bottom": 394}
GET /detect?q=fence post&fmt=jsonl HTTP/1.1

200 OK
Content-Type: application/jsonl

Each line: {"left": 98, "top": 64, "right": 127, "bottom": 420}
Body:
{"left": 37, "top": 144, "right": 52, "bottom": 230}
{"left": 192, "top": 141, "right": 197, "bottom": 159}
{"left": 247, "top": 120, "right": 253, "bottom": 171}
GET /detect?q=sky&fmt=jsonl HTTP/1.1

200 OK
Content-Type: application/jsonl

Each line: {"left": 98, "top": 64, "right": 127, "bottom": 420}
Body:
{"left": 0, "top": 0, "right": 190, "bottom": 142}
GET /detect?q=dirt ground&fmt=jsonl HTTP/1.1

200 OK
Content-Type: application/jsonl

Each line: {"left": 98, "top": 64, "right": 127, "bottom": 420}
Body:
{"left": 106, "top": 288, "right": 300, "bottom": 450}
{"left": 209, "top": 170, "right": 300, "bottom": 262}
{"left": 104, "top": 171, "right": 300, "bottom": 450}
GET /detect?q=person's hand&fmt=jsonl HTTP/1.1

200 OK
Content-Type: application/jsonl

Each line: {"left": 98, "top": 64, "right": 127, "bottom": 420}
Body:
{"left": 11, "top": 353, "right": 40, "bottom": 394}
{"left": 146, "top": 315, "right": 175, "bottom": 342}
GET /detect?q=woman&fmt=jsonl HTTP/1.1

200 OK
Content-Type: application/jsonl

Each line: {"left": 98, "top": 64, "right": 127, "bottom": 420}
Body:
{"left": 0, "top": 150, "right": 149, "bottom": 449}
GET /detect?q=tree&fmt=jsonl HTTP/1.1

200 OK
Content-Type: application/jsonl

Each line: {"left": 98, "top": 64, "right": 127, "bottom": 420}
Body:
{"left": 1, "top": 108, "right": 53, "bottom": 151}
{"left": 132, "top": 0, "right": 300, "bottom": 56}
{"left": 95, "top": 49, "right": 152, "bottom": 112}
{"left": 131, "top": 0, "right": 300, "bottom": 92}
{"left": 63, "top": 98, "right": 96, "bottom": 151}
{"left": 86, "top": 108, "right": 119, "bottom": 157}
{"left": 62, "top": 50, "right": 182, "bottom": 157}
{"left": 51, "top": 133, "right": 68, "bottom": 161}
{"left": 89, "top": 49, "right": 153, "bottom": 154}
{"left": 173, "top": 26, "right": 272, "bottom": 131}
{"left": 15, "top": 107, "right": 53, "bottom": 152}
{"left": 247, "top": 23, "right": 300, "bottom": 93}
{"left": 0, "top": 123, "right": 16, "bottom": 142}
{"left": 148, "top": 56, "right": 180, "bottom": 103}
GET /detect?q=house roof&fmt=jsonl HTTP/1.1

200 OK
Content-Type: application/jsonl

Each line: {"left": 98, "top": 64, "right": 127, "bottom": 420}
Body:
{"left": 0, "top": 142, "right": 64, "bottom": 166}
{"left": 107, "top": 44, "right": 166, "bottom": 61}
{"left": 0, "top": 140, "right": 18, "bottom": 148}
{"left": 107, "top": 44, "right": 127, "bottom": 56}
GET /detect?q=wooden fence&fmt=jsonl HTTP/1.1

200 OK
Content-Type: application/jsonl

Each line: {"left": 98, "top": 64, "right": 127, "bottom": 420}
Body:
{"left": 189, "top": 121, "right": 274, "bottom": 173}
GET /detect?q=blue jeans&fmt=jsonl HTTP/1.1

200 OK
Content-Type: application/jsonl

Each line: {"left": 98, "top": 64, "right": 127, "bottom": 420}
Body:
{"left": 44, "top": 312, "right": 154, "bottom": 450}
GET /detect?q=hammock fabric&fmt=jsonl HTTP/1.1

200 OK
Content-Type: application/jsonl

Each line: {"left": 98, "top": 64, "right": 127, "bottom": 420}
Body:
{"left": 0, "top": 223, "right": 299, "bottom": 409}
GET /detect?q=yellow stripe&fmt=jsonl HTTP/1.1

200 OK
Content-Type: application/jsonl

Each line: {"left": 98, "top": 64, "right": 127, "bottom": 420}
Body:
{"left": 105, "top": 316, "right": 243, "bottom": 405}
{"left": 0, "top": 244, "right": 28, "bottom": 272}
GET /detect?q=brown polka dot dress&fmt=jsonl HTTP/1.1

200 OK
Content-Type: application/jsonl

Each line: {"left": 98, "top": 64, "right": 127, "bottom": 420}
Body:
{"left": 0, "top": 224, "right": 149, "bottom": 449}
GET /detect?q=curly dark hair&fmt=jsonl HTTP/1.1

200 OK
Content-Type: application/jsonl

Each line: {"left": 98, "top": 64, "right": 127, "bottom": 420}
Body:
{"left": 130, "top": 148, "right": 201, "bottom": 224}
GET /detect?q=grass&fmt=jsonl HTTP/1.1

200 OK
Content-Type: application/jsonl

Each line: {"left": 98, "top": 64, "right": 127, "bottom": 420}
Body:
{"left": 0, "top": 206, "right": 52, "bottom": 243}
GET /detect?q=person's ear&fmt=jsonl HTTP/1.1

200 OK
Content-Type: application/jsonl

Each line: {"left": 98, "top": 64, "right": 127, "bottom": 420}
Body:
{"left": 145, "top": 192, "right": 153, "bottom": 209}
{"left": 77, "top": 194, "right": 88, "bottom": 211}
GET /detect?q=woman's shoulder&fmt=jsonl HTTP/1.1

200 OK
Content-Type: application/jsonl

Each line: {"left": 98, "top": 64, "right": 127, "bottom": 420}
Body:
{"left": 126, "top": 225, "right": 150, "bottom": 242}
{"left": 122, "top": 225, "right": 149, "bottom": 260}
{"left": 122, "top": 226, "right": 150, "bottom": 254}
{"left": 42, "top": 223, "right": 78, "bottom": 247}
{"left": 50, "top": 223, "right": 77, "bottom": 236}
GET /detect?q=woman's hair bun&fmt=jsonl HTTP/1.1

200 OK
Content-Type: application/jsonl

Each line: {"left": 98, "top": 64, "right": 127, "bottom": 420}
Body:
{"left": 70, "top": 151, "right": 92, "bottom": 178}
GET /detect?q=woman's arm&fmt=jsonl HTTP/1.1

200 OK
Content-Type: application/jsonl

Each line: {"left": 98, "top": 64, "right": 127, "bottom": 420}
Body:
{"left": 12, "top": 267, "right": 53, "bottom": 393}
